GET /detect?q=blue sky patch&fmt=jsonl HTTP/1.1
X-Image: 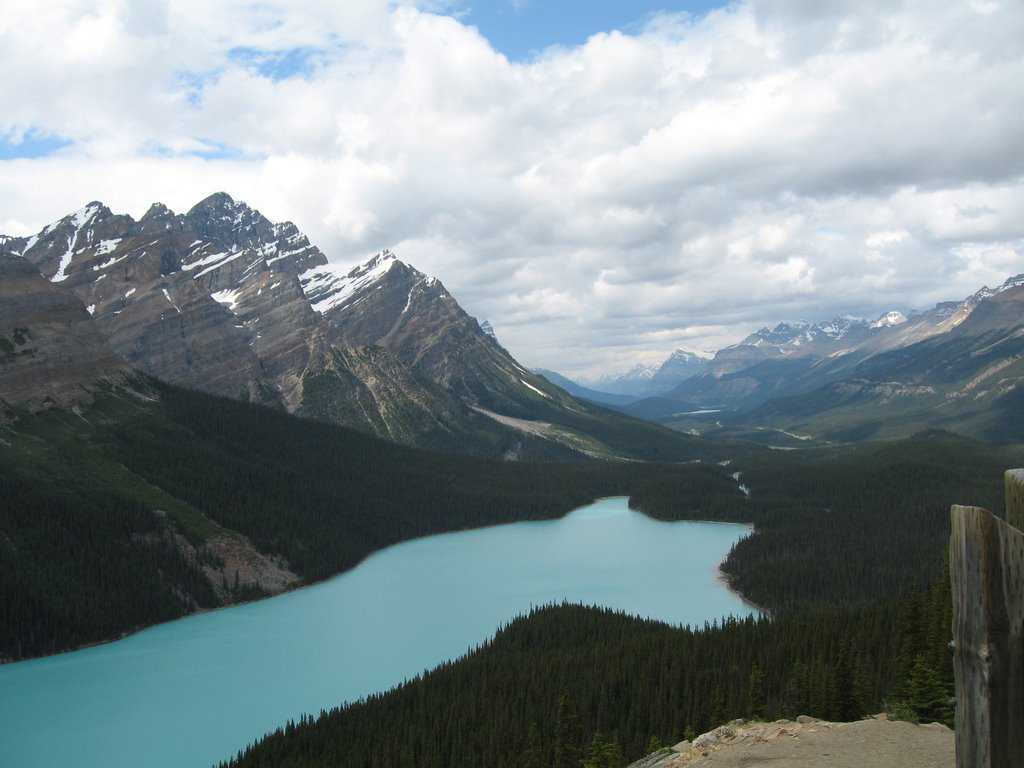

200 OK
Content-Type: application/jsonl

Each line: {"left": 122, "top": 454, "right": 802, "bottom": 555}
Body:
{"left": 452, "top": 0, "right": 728, "bottom": 60}
{"left": 0, "top": 131, "right": 73, "bottom": 160}
{"left": 228, "top": 46, "right": 319, "bottom": 81}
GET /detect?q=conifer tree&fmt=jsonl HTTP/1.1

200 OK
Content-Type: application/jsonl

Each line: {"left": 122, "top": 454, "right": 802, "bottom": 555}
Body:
{"left": 582, "top": 731, "right": 623, "bottom": 768}
{"left": 520, "top": 722, "right": 543, "bottom": 768}
{"left": 710, "top": 688, "right": 727, "bottom": 726}
{"left": 554, "top": 693, "right": 580, "bottom": 768}
{"left": 907, "top": 654, "right": 952, "bottom": 725}
{"left": 747, "top": 663, "right": 767, "bottom": 720}
{"left": 781, "top": 661, "right": 809, "bottom": 718}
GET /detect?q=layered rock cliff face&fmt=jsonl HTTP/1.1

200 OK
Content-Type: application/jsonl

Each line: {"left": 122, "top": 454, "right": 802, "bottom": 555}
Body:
{"left": 0, "top": 252, "right": 131, "bottom": 413}
{"left": 302, "top": 251, "right": 521, "bottom": 400}
{"left": 8, "top": 195, "right": 327, "bottom": 404}
{"left": 4, "top": 193, "right": 566, "bottom": 449}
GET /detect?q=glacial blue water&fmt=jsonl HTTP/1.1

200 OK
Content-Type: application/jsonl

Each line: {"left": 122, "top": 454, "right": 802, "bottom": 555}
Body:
{"left": 0, "top": 497, "right": 756, "bottom": 768}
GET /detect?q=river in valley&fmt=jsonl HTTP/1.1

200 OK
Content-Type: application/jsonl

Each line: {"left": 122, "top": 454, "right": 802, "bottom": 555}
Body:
{"left": 0, "top": 497, "right": 757, "bottom": 768}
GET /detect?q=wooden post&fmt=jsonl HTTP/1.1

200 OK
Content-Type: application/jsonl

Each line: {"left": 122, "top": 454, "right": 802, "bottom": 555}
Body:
{"left": 950, "top": 469, "right": 1024, "bottom": 768}
{"left": 1006, "top": 469, "right": 1024, "bottom": 532}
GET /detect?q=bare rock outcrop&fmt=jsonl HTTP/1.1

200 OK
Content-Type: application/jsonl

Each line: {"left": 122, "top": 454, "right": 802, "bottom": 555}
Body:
{"left": 0, "top": 252, "right": 131, "bottom": 412}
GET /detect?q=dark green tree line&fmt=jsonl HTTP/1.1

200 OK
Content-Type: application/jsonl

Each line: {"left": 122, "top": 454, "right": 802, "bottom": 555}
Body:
{"left": 222, "top": 584, "right": 954, "bottom": 768}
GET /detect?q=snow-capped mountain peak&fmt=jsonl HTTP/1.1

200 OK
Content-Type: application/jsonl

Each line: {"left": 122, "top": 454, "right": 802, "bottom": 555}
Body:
{"left": 969, "top": 273, "right": 1024, "bottom": 302}
{"left": 572, "top": 348, "right": 710, "bottom": 397}
{"left": 734, "top": 316, "right": 875, "bottom": 351}
{"left": 300, "top": 249, "right": 418, "bottom": 315}
{"left": 479, "top": 319, "right": 498, "bottom": 340}
{"left": 871, "top": 310, "right": 908, "bottom": 328}
{"left": 664, "top": 347, "right": 714, "bottom": 363}
{"left": 7, "top": 195, "right": 559, "bottom": 454}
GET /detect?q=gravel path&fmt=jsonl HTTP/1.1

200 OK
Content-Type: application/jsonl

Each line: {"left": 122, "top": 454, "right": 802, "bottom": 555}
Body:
{"left": 632, "top": 717, "right": 954, "bottom": 768}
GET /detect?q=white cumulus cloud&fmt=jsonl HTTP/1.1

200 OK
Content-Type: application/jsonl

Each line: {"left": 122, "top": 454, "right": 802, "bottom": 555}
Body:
{"left": 1, "top": 0, "right": 1023, "bottom": 376}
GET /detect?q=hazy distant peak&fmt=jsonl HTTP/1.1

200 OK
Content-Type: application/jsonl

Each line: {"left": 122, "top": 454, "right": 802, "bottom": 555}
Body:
{"left": 666, "top": 347, "right": 714, "bottom": 362}
{"left": 871, "top": 310, "right": 908, "bottom": 328}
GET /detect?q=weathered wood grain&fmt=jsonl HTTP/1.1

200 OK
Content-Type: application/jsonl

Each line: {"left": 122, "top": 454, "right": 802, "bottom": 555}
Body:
{"left": 950, "top": 486, "right": 1024, "bottom": 768}
{"left": 1006, "top": 469, "right": 1024, "bottom": 532}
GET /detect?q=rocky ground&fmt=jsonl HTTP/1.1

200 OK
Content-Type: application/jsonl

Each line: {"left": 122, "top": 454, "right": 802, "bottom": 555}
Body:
{"left": 630, "top": 716, "right": 954, "bottom": 768}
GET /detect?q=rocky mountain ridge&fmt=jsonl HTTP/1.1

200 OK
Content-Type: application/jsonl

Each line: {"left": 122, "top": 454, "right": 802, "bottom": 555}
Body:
{"left": 1, "top": 194, "right": 697, "bottom": 460}
{"left": 572, "top": 274, "right": 1023, "bottom": 405}
{"left": 0, "top": 194, "right": 529, "bottom": 448}
{"left": 614, "top": 273, "right": 1024, "bottom": 442}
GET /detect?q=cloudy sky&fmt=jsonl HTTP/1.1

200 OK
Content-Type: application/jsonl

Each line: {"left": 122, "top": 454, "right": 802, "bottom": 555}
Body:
{"left": 2, "top": 0, "right": 1022, "bottom": 377}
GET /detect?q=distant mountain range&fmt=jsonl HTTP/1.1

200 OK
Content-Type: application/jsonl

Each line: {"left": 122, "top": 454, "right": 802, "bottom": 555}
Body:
{"left": 4, "top": 192, "right": 1021, "bottom": 449}
{"left": 0, "top": 193, "right": 698, "bottom": 461}
{"left": 542, "top": 348, "right": 712, "bottom": 403}
{"left": 581, "top": 275, "right": 1024, "bottom": 442}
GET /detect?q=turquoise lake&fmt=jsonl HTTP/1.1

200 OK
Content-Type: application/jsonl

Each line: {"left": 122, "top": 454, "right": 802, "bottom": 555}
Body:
{"left": 0, "top": 497, "right": 757, "bottom": 768}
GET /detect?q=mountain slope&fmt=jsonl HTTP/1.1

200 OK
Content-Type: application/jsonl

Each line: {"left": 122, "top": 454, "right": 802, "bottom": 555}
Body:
{"left": 5, "top": 195, "right": 700, "bottom": 460}
{"left": 748, "top": 281, "right": 1024, "bottom": 441}
{"left": 612, "top": 274, "right": 1024, "bottom": 442}
{"left": 0, "top": 251, "right": 132, "bottom": 414}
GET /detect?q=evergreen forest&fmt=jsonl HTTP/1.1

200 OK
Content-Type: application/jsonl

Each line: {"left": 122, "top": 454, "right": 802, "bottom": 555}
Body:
{"left": 0, "top": 378, "right": 737, "bottom": 659}
{"left": 2, "top": 377, "right": 1021, "bottom": 767}
{"left": 222, "top": 581, "right": 955, "bottom": 768}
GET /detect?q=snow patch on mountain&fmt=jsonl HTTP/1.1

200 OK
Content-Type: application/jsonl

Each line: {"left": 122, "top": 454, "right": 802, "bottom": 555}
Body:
{"left": 998, "top": 274, "right": 1024, "bottom": 293}
{"left": 0, "top": 234, "right": 23, "bottom": 254}
{"left": 159, "top": 288, "right": 183, "bottom": 314}
{"left": 301, "top": 250, "right": 401, "bottom": 315}
{"left": 578, "top": 363, "right": 657, "bottom": 390}
{"left": 732, "top": 316, "right": 876, "bottom": 351}
{"left": 183, "top": 249, "right": 233, "bottom": 272}
{"left": 520, "top": 378, "right": 549, "bottom": 398}
{"left": 212, "top": 289, "right": 243, "bottom": 311}
{"left": 667, "top": 348, "right": 714, "bottom": 361}
{"left": 817, "top": 316, "right": 864, "bottom": 339}
{"left": 50, "top": 205, "right": 96, "bottom": 282}
{"left": 52, "top": 242, "right": 76, "bottom": 283}
{"left": 971, "top": 273, "right": 1024, "bottom": 300}
{"left": 871, "top": 310, "right": 908, "bottom": 328}
{"left": 94, "top": 238, "right": 121, "bottom": 256}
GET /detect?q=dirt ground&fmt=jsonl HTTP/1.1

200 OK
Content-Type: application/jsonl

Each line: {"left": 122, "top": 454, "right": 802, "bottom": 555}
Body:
{"left": 631, "top": 716, "right": 954, "bottom": 768}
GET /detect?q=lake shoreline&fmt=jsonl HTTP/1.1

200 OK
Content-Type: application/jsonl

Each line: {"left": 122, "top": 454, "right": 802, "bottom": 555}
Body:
{"left": 2, "top": 496, "right": 757, "bottom": 768}
{"left": 716, "top": 569, "right": 770, "bottom": 618}
{"left": 3, "top": 497, "right": 762, "bottom": 665}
